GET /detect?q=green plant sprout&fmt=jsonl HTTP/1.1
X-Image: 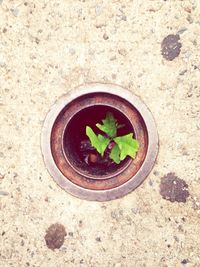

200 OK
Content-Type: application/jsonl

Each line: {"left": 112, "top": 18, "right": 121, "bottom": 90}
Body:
{"left": 86, "top": 112, "right": 139, "bottom": 164}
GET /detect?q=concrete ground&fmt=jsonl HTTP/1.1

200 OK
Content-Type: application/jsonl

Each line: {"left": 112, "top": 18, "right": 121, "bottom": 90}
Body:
{"left": 0, "top": 0, "right": 200, "bottom": 266}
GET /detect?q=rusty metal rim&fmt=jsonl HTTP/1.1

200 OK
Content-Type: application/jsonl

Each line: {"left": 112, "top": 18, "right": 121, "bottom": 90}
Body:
{"left": 41, "top": 83, "right": 159, "bottom": 201}
{"left": 61, "top": 103, "right": 133, "bottom": 180}
{"left": 50, "top": 92, "right": 147, "bottom": 190}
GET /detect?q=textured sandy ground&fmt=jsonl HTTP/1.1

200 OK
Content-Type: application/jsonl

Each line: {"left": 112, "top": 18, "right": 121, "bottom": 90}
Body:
{"left": 0, "top": 0, "right": 200, "bottom": 266}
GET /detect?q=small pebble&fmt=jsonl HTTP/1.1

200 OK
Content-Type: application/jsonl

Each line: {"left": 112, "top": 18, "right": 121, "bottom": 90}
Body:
{"left": 103, "top": 33, "right": 109, "bottom": 40}
{"left": 89, "top": 153, "right": 98, "bottom": 163}
{"left": 181, "top": 259, "right": 189, "bottom": 265}
{"left": 153, "top": 170, "right": 159, "bottom": 176}
{"left": 35, "top": 37, "right": 40, "bottom": 44}
{"left": 0, "top": 191, "right": 9, "bottom": 196}
{"left": 110, "top": 55, "right": 116, "bottom": 61}
{"left": 177, "top": 28, "right": 187, "bottom": 35}
{"left": 118, "top": 49, "right": 127, "bottom": 56}
{"left": 11, "top": 8, "right": 19, "bottom": 17}
{"left": 0, "top": 173, "right": 5, "bottom": 179}
{"left": 179, "top": 69, "right": 187, "bottom": 75}
{"left": 68, "top": 232, "right": 73, "bottom": 237}
{"left": 149, "top": 179, "right": 153, "bottom": 186}
{"left": 187, "top": 15, "right": 193, "bottom": 24}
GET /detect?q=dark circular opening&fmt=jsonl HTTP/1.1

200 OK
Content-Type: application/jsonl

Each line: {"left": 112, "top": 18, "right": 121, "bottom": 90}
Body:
{"left": 62, "top": 105, "right": 134, "bottom": 178}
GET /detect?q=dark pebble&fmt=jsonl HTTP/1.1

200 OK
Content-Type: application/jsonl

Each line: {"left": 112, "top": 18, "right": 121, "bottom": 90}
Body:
{"left": 68, "top": 232, "right": 74, "bottom": 237}
{"left": 95, "top": 237, "right": 101, "bottom": 242}
{"left": 153, "top": 170, "right": 159, "bottom": 176}
{"left": 0, "top": 191, "right": 9, "bottom": 196}
{"left": 181, "top": 259, "right": 189, "bottom": 265}
{"left": 103, "top": 33, "right": 109, "bottom": 40}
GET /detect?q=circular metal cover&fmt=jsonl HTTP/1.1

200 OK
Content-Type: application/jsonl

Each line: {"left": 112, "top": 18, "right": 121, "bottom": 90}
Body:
{"left": 41, "top": 83, "right": 159, "bottom": 201}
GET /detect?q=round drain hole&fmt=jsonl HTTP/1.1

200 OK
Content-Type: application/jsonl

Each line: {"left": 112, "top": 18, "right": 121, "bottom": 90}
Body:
{"left": 62, "top": 105, "right": 133, "bottom": 180}
{"left": 41, "top": 83, "right": 159, "bottom": 201}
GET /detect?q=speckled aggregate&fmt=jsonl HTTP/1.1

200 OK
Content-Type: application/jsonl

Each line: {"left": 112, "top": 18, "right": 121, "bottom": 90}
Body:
{"left": 0, "top": 1, "right": 200, "bottom": 266}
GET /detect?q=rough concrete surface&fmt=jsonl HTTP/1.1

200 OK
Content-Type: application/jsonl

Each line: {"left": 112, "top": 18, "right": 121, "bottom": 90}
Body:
{"left": 0, "top": 0, "right": 200, "bottom": 266}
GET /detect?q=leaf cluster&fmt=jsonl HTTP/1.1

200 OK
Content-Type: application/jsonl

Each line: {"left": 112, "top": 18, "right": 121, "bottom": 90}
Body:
{"left": 86, "top": 112, "right": 139, "bottom": 164}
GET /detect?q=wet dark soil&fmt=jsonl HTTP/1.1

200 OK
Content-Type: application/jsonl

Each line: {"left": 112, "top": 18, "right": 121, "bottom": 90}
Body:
{"left": 161, "top": 34, "right": 182, "bottom": 61}
{"left": 160, "top": 172, "right": 189, "bottom": 203}
{"left": 45, "top": 223, "right": 66, "bottom": 250}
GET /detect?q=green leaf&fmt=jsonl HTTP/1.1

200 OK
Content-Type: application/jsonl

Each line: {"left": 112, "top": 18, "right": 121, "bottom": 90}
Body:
{"left": 96, "top": 112, "right": 117, "bottom": 138}
{"left": 86, "top": 126, "right": 110, "bottom": 157}
{"left": 109, "top": 144, "right": 120, "bottom": 164}
{"left": 114, "top": 133, "right": 139, "bottom": 161}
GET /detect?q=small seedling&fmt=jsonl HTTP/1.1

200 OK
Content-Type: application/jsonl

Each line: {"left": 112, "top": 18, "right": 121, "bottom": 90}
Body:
{"left": 86, "top": 112, "right": 139, "bottom": 164}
